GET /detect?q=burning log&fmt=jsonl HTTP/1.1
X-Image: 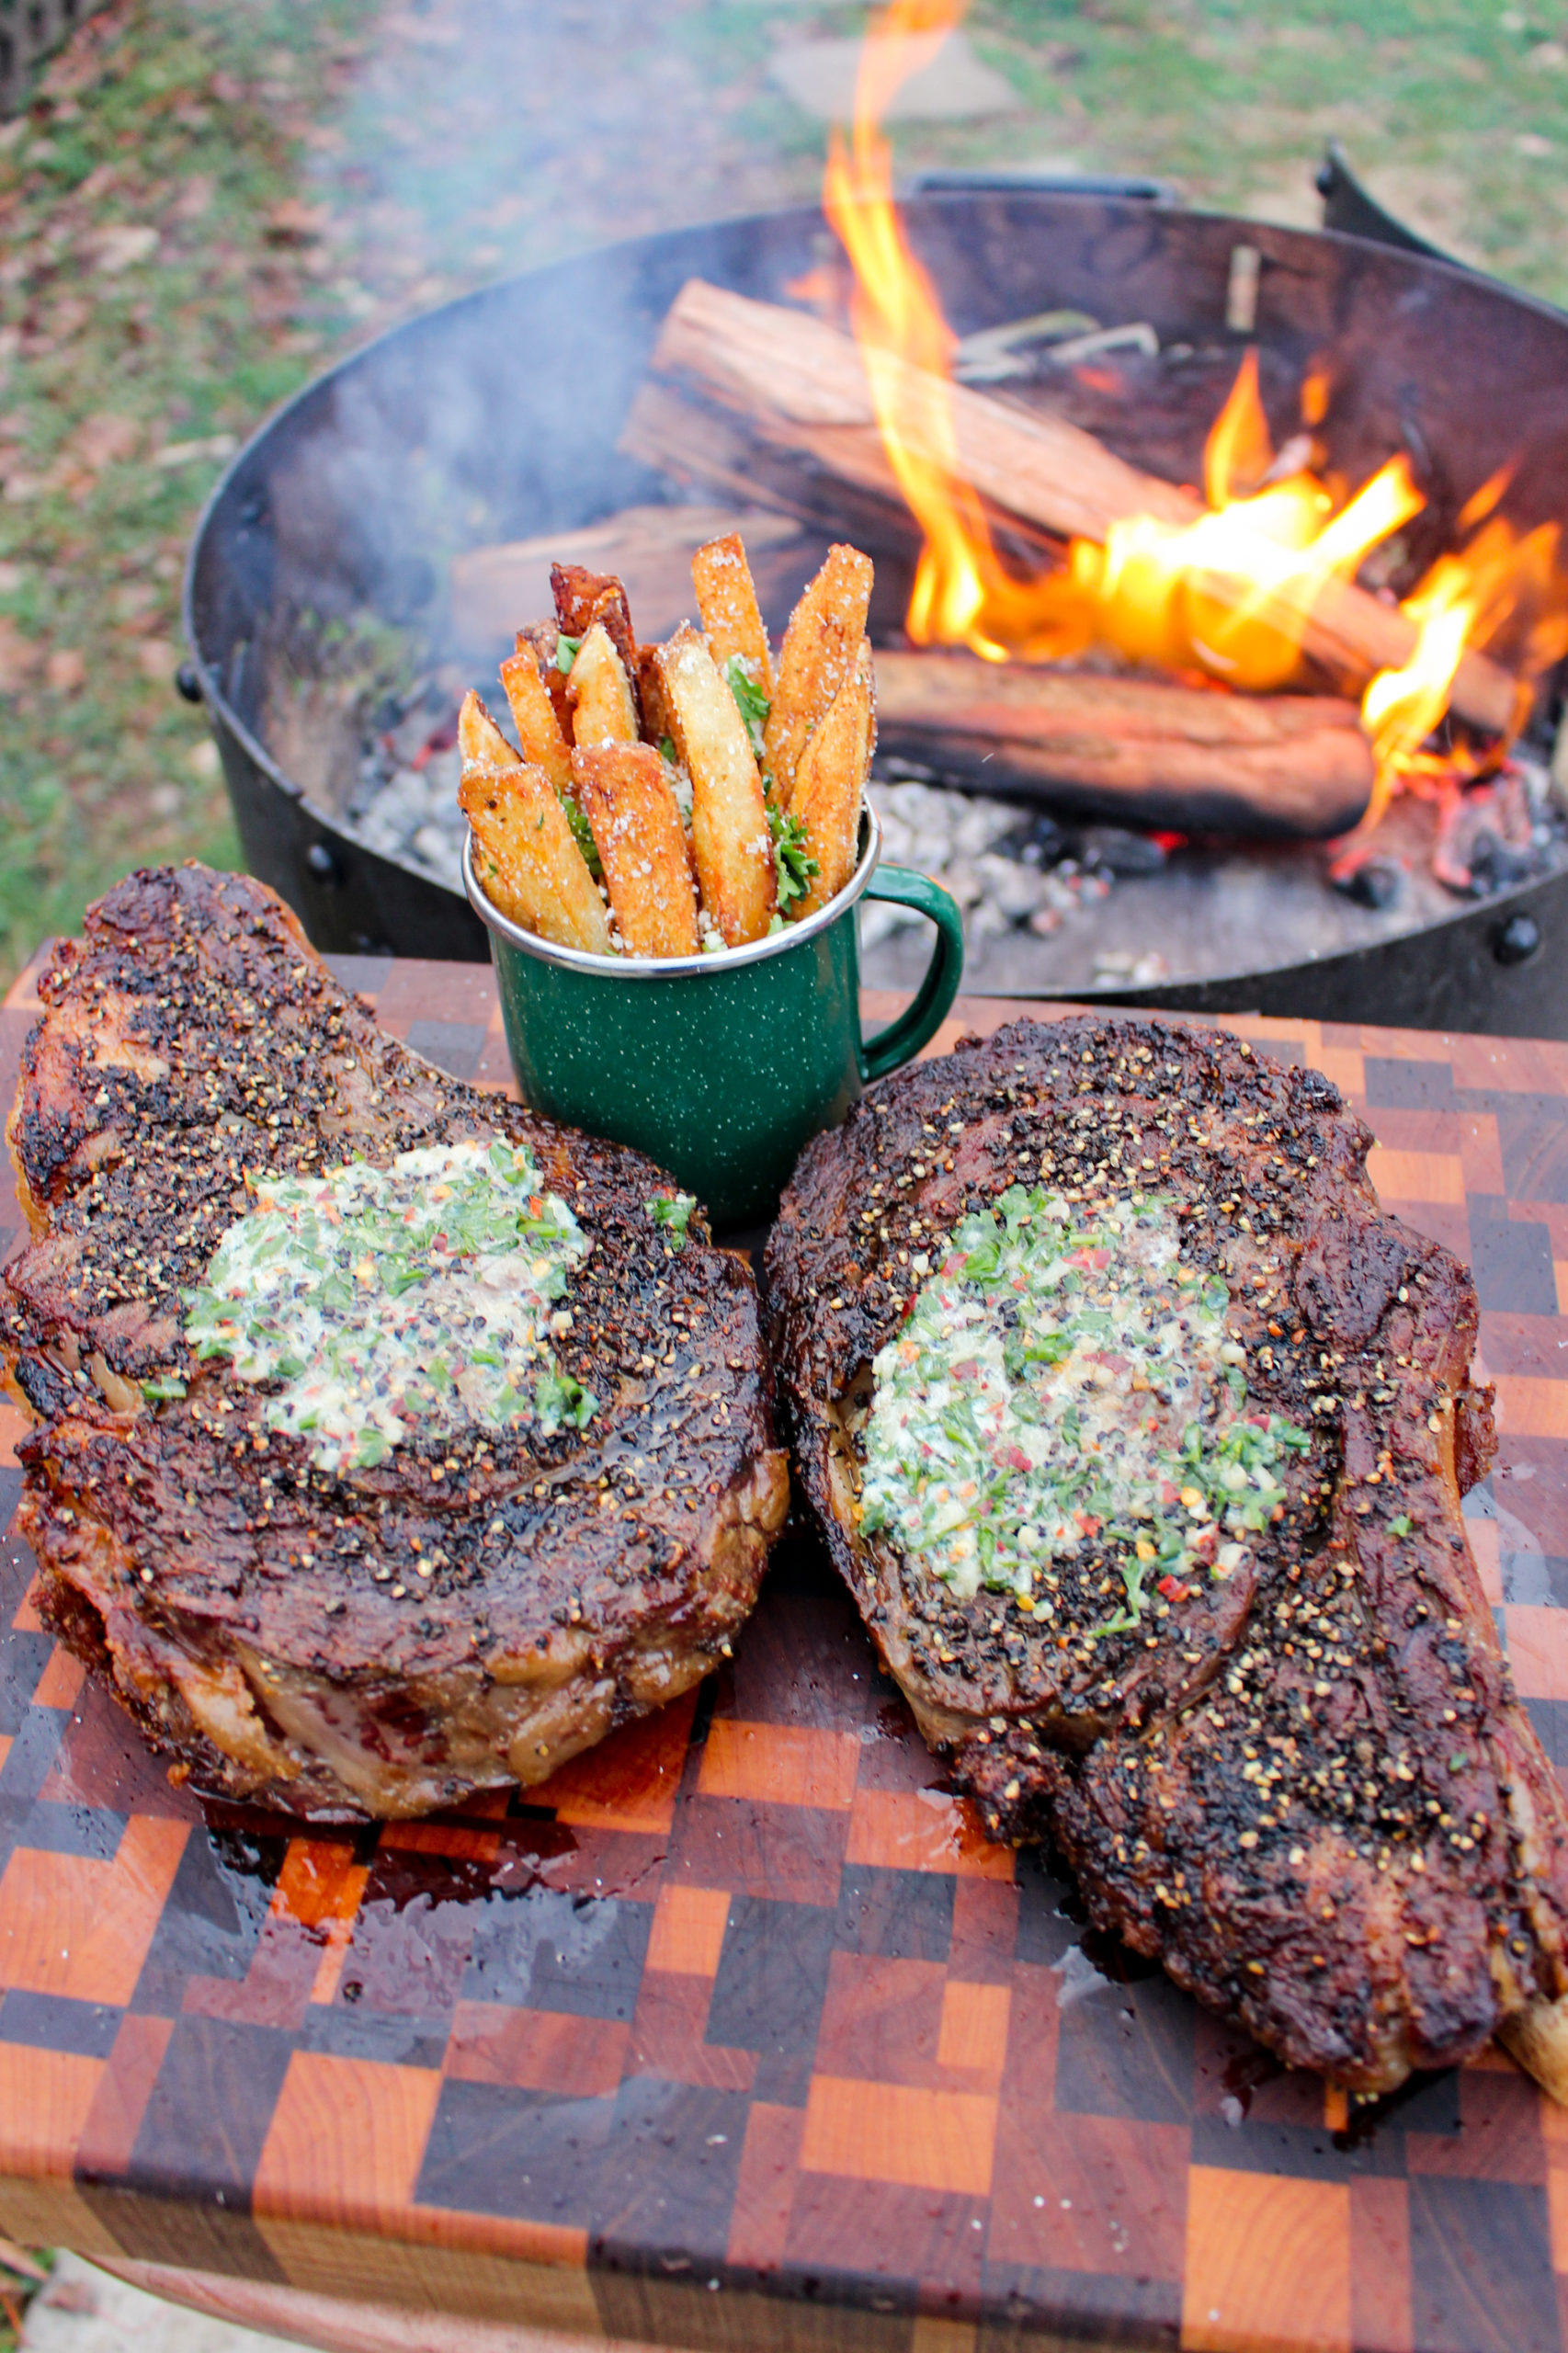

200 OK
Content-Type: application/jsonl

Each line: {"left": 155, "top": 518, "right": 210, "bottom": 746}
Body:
{"left": 873, "top": 651, "right": 1374, "bottom": 837}
{"left": 631, "top": 279, "right": 1521, "bottom": 739}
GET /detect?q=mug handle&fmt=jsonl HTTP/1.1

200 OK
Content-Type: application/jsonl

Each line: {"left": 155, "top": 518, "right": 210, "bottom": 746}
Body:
{"left": 858, "top": 864, "right": 966, "bottom": 1083}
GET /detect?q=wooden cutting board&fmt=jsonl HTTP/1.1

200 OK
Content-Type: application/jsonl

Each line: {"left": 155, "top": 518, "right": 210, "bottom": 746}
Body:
{"left": 2, "top": 950, "right": 1566, "bottom": 2353}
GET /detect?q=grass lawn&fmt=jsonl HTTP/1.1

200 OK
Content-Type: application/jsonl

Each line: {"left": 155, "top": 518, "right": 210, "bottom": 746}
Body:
{"left": 0, "top": 0, "right": 1562, "bottom": 990}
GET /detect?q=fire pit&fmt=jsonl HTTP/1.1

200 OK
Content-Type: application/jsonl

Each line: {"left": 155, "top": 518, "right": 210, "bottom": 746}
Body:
{"left": 183, "top": 175, "right": 1568, "bottom": 1032}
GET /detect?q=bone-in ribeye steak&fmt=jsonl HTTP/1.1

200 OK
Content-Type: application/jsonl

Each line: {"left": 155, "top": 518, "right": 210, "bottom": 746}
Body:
{"left": 767, "top": 1013, "right": 1568, "bottom": 2097}
{"left": 1, "top": 866, "right": 789, "bottom": 1819}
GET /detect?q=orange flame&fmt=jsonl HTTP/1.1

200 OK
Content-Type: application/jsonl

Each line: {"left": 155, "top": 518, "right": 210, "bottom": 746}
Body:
{"left": 824, "top": 0, "right": 1043, "bottom": 659}
{"left": 1360, "top": 494, "right": 1568, "bottom": 825}
{"left": 824, "top": 3, "right": 1568, "bottom": 813}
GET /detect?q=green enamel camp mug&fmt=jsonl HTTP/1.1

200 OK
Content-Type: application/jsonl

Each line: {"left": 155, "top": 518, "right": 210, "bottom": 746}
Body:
{"left": 463, "top": 807, "right": 963, "bottom": 1230}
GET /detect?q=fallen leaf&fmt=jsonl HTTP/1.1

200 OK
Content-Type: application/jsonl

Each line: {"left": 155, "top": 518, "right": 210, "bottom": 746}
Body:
{"left": 152, "top": 433, "right": 236, "bottom": 470}
{"left": 134, "top": 638, "right": 180, "bottom": 681}
{"left": 45, "top": 647, "right": 85, "bottom": 691}
{"left": 72, "top": 412, "right": 140, "bottom": 471}
{"left": 166, "top": 175, "right": 214, "bottom": 225}
{"left": 111, "top": 580, "right": 158, "bottom": 624}
{"left": 48, "top": 297, "right": 92, "bottom": 345}
{"left": 188, "top": 738, "right": 221, "bottom": 778}
{"left": 88, "top": 223, "right": 160, "bottom": 273}
{"left": 265, "top": 198, "right": 326, "bottom": 245}
{"left": 0, "top": 617, "right": 37, "bottom": 690}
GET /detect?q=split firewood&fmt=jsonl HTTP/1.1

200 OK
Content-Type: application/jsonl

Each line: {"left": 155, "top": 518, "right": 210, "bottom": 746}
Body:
{"left": 636, "top": 278, "right": 1519, "bottom": 739}
{"left": 619, "top": 382, "right": 935, "bottom": 570}
{"left": 873, "top": 650, "right": 1375, "bottom": 837}
{"left": 449, "top": 503, "right": 806, "bottom": 650}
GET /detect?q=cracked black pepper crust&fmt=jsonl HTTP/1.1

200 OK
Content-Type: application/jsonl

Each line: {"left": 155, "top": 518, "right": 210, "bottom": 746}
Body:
{"left": 766, "top": 1013, "right": 1568, "bottom": 2096}
{"left": 0, "top": 864, "right": 789, "bottom": 1819}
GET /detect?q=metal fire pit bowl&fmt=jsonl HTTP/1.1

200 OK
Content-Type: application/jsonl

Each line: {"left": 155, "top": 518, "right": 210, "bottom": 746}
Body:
{"left": 183, "top": 183, "right": 1568, "bottom": 1032}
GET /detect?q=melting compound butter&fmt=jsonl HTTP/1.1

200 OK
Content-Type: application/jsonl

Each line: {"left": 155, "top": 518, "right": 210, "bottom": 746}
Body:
{"left": 858, "top": 1186, "right": 1308, "bottom": 1627}
{"left": 185, "top": 1138, "right": 595, "bottom": 1471}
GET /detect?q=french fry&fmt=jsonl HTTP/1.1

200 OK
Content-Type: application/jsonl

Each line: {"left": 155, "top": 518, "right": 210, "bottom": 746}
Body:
{"left": 458, "top": 688, "right": 519, "bottom": 772}
{"left": 574, "top": 743, "right": 699, "bottom": 958}
{"left": 692, "top": 532, "right": 773, "bottom": 698}
{"left": 551, "top": 561, "right": 635, "bottom": 652}
{"left": 763, "top": 542, "right": 874, "bottom": 808}
{"left": 654, "top": 623, "right": 776, "bottom": 947}
{"left": 568, "top": 620, "right": 640, "bottom": 748}
{"left": 517, "top": 621, "right": 574, "bottom": 738}
{"left": 637, "top": 645, "right": 674, "bottom": 749}
{"left": 460, "top": 759, "right": 612, "bottom": 955}
{"left": 790, "top": 638, "right": 874, "bottom": 917}
{"left": 499, "top": 645, "right": 574, "bottom": 797}
{"left": 551, "top": 563, "right": 642, "bottom": 731}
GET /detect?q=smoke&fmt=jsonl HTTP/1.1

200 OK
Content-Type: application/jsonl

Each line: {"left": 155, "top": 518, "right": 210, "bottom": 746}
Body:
{"left": 307, "top": 0, "right": 833, "bottom": 310}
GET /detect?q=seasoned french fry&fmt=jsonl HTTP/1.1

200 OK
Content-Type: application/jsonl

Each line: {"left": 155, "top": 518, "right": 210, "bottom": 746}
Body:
{"left": 692, "top": 532, "right": 773, "bottom": 698}
{"left": 568, "top": 621, "right": 640, "bottom": 749}
{"left": 574, "top": 743, "right": 699, "bottom": 959}
{"left": 460, "top": 760, "right": 612, "bottom": 955}
{"left": 517, "top": 621, "right": 574, "bottom": 738}
{"left": 551, "top": 562, "right": 635, "bottom": 656}
{"left": 654, "top": 623, "right": 776, "bottom": 948}
{"left": 499, "top": 644, "right": 574, "bottom": 797}
{"left": 458, "top": 688, "right": 519, "bottom": 772}
{"left": 636, "top": 645, "right": 674, "bottom": 749}
{"left": 552, "top": 563, "right": 642, "bottom": 731}
{"left": 763, "top": 542, "right": 874, "bottom": 808}
{"left": 790, "top": 638, "right": 875, "bottom": 917}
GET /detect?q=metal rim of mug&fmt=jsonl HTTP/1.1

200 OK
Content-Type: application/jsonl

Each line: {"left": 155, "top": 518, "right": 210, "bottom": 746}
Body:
{"left": 463, "top": 802, "right": 884, "bottom": 978}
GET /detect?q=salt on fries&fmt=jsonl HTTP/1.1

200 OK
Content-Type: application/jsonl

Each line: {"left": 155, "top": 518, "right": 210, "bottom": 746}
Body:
{"left": 460, "top": 540, "right": 877, "bottom": 959}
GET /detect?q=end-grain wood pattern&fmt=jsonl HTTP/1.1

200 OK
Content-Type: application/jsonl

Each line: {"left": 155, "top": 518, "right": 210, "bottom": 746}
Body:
{"left": 2, "top": 953, "right": 1566, "bottom": 2353}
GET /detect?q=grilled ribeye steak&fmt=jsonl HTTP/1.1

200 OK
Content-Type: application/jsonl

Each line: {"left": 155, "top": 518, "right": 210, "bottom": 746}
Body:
{"left": 767, "top": 1014, "right": 1568, "bottom": 2097}
{"left": 2, "top": 864, "right": 789, "bottom": 1819}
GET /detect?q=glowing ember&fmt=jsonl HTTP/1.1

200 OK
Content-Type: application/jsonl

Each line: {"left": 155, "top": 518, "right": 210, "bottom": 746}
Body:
{"left": 825, "top": 0, "right": 1568, "bottom": 818}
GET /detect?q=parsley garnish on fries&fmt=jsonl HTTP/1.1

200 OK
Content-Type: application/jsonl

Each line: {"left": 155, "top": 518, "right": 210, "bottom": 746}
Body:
{"left": 767, "top": 797, "right": 819, "bottom": 911}
{"left": 561, "top": 793, "right": 603, "bottom": 881}
{"left": 722, "top": 654, "right": 770, "bottom": 762}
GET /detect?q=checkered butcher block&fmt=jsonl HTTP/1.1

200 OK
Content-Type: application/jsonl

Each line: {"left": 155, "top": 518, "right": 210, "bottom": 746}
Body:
{"left": 3, "top": 949, "right": 1568, "bottom": 2353}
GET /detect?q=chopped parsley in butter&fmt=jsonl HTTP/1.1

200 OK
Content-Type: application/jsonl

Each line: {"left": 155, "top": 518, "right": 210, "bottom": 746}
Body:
{"left": 858, "top": 1186, "right": 1308, "bottom": 1626}
{"left": 184, "top": 1139, "right": 595, "bottom": 1472}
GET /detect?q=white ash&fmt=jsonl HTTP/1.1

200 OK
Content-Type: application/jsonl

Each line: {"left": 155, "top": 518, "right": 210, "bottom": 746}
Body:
{"left": 863, "top": 770, "right": 1112, "bottom": 953}
{"left": 346, "top": 696, "right": 467, "bottom": 890}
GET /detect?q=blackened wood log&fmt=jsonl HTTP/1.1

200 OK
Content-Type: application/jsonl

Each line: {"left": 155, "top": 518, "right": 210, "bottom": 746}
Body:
{"left": 874, "top": 650, "right": 1374, "bottom": 837}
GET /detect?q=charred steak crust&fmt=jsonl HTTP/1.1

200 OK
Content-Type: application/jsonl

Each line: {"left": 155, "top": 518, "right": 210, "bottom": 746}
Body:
{"left": 1, "top": 865, "right": 789, "bottom": 1819}
{"left": 765, "top": 1015, "right": 1568, "bottom": 2095}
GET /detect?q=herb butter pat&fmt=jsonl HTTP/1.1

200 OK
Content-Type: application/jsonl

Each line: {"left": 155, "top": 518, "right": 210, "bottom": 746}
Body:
{"left": 185, "top": 1139, "right": 595, "bottom": 1471}
{"left": 859, "top": 1187, "right": 1308, "bottom": 1626}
